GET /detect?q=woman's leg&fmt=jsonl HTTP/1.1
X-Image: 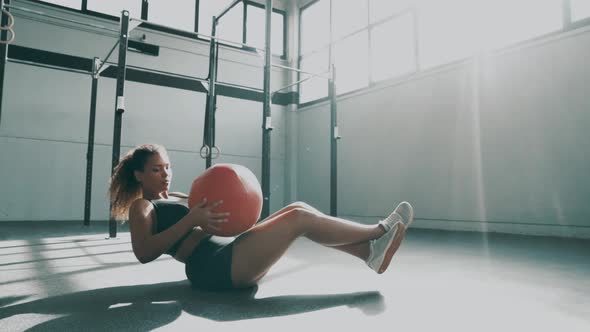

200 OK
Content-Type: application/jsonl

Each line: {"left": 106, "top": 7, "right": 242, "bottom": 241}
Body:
{"left": 264, "top": 202, "right": 373, "bottom": 260}
{"left": 231, "top": 207, "right": 386, "bottom": 287}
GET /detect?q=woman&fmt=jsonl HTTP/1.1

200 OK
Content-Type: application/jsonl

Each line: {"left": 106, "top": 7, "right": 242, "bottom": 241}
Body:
{"left": 109, "top": 144, "right": 414, "bottom": 291}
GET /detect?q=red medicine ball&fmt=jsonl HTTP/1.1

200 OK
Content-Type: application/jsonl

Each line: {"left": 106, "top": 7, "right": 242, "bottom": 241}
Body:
{"left": 188, "top": 164, "right": 263, "bottom": 237}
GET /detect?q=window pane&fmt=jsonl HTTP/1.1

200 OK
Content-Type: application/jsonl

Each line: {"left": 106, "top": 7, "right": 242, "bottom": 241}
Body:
{"left": 371, "top": 13, "right": 416, "bottom": 82}
{"left": 198, "top": 0, "right": 236, "bottom": 37}
{"left": 246, "top": 6, "right": 285, "bottom": 55}
{"left": 216, "top": 1, "right": 243, "bottom": 45}
{"left": 300, "top": 0, "right": 330, "bottom": 55}
{"left": 148, "top": 0, "right": 196, "bottom": 32}
{"left": 39, "top": 0, "right": 81, "bottom": 10}
{"left": 369, "top": 0, "right": 412, "bottom": 23}
{"left": 299, "top": 50, "right": 329, "bottom": 104}
{"left": 332, "top": 0, "right": 368, "bottom": 40}
{"left": 87, "top": 0, "right": 141, "bottom": 18}
{"left": 334, "top": 30, "right": 369, "bottom": 94}
{"left": 477, "top": 0, "right": 563, "bottom": 50}
{"left": 572, "top": 0, "right": 590, "bottom": 21}
{"left": 417, "top": 0, "right": 482, "bottom": 69}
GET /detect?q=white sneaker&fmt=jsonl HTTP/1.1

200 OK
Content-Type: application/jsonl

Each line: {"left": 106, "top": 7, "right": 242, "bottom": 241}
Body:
{"left": 367, "top": 202, "right": 413, "bottom": 274}
{"left": 379, "top": 201, "right": 414, "bottom": 231}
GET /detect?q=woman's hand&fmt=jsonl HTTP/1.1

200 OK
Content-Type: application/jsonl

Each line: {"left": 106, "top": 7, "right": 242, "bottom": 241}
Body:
{"left": 186, "top": 198, "right": 229, "bottom": 232}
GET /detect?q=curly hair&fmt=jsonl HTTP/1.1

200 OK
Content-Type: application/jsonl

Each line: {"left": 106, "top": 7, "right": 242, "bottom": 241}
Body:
{"left": 108, "top": 144, "right": 168, "bottom": 220}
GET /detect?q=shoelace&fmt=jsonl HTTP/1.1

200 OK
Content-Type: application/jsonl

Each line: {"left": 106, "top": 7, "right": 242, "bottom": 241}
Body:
{"left": 379, "top": 212, "right": 402, "bottom": 232}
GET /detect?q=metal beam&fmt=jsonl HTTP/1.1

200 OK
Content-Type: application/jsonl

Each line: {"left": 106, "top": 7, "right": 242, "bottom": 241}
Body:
{"left": 109, "top": 10, "right": 130, "bottom": 238}
{"left": 204, "top": 18, "right": 219, "bottom": 169}
{"left": 329, "top": 65, "right": 340, "bottom": 216}
{"left": 261, "top": 0, "right": 272, "bottom": 219}
{"left": 84, "top": 57, "right": 100, "bottom": 226}
{"left": 0, "top": 0, "right": 11, "bottom": 128}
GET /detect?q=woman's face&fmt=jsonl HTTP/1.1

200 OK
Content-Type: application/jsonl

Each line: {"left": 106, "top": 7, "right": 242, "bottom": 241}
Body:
{"left": 135, "top": 153, "right": 172, "bottom": 195}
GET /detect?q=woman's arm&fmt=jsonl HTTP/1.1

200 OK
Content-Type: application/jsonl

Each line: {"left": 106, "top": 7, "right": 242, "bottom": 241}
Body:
{"left": 128, "top": 199, "right": 196, "bottom": 264}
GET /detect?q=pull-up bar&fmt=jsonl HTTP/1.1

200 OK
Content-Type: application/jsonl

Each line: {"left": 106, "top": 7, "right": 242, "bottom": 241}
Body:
{"left": 271, "top": 63, "right": 332, "bottom": 80}
{"left": 272, "top": 69, "right": 331, "bottom": 96}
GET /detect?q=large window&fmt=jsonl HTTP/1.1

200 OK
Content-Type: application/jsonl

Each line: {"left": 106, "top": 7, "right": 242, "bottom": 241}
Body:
{"left": 148, "top": 0, "right": 196, "bottom": 32}
{"left": 246, "top": 5, "right": 285, "bottom": 55}
{"left": 418, "top": 0, "right": 563, "bottom": 68}
{"left": 571, "top": 0, "right": 590, "bottom": 21}
{"left": 476, "top": 0, "right": 563, "bottom": 51}
{"left": 418, "top": 0, "right": 562, "bottom": 68}
{"left": 299, "top": 0, "right": 416, "bottom": 102}
{"left": 369, "top": 0, "right": 412, "bottom": 23}
{"left": 299, "top": 0, "right": 580, "bottom": 105}
{"left": 416, "top": 0, "right": 483, "bottom": 69}
{"left": 300, "top": 0, "right": 330, "bottom": 54}
{"left": 87, "top": 0, "right": 142, "bottom": 18}
{"left": 299, "top": 50, "right": 329, "bottom": 104}
{"left": 299, "top": 0, "right": 331, "bottom": 103}
{"left": 334, "top": 31, "right": 369, "bottom": 94}
{"left": 370, "top": 12, "right": 416, "bottom": 82}
{"left": 332, "top": 1, "right": 368, "bottom": 40}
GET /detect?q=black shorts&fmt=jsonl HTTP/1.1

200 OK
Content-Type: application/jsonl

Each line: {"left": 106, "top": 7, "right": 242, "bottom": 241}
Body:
{"left": 184, "top": 235, "right": 235, "bottom": 291}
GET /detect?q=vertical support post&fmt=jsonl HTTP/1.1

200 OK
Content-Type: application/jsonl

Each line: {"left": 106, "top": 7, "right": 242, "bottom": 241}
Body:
{"left": 84, "top": 57, "right": 100, "bottom": 226}
{"left": 327, "top": 0, "right": 336, "bottom": 216}
{"left": 109, "top": 10, "right": 130, "bottom": 238}
{"left": 141, "top": 0, "right": 148, "bottom": 20}
{"left": 0, "top": 0, "right": 10, "bottom": 128}
{"left": 261, "top": 0, "right": 273, "bottom": 219}
{"left": 329, "top": 65, "right": 338, "bottom": 216}
{"left": 205, "top": 17, "right": 218, "bottom": 169}
{"left": 194, "top": 0, "right": 200, "bottom": 33}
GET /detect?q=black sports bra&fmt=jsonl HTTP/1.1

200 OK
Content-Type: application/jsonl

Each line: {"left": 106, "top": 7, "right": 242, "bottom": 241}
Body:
{"left": 149, "top": 199, "right": 191, "bottom": 256}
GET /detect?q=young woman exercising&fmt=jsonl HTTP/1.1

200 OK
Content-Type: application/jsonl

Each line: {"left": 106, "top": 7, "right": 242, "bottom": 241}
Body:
{"left": 109, "top": 144, "right": 414, "bottom": 291}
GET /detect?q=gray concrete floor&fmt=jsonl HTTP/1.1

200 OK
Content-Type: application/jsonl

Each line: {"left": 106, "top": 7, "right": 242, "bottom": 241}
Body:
{"left": 1, "top": 223, "right": 589, "bottom": 332}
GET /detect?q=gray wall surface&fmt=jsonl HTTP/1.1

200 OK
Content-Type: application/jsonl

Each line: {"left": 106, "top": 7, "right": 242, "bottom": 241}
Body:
{"left": 296, "top": 27, "right": 590, "bottom": 239}
{"left": 0, "top": 1, "right": 291, "bottom": 222}
{"left": 2, "top": 1, "right": 588, "bottom": 240}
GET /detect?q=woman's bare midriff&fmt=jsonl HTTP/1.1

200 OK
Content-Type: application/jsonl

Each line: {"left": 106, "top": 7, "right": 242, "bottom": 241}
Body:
{"left": 173, "top": 227, "right": 210, "bottom": 263}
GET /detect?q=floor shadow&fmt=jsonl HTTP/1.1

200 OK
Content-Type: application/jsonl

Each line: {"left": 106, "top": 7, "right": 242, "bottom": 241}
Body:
{"left": 0, "top": 221, "right": 131, "bottom": 241}
{"left": 0, "top": 238, "right": 112, "bottom": 250}
{"left": 0, "top": 295, "right": 31, "bottom": 307}
{"left": 0, "top": 241, "right": 132, "bottom": 257}
{"left": 0, "top": 250, "right": 132, "bottom": 267}
{"left": 0, "top": 280, "right": 385, "bottom": 330}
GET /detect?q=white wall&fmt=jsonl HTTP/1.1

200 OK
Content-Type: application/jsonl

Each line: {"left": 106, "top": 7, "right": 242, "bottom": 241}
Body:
{"left": 295, "top": 26, "right": 590, "bottom": 239}
{"left": 0, "top": 1, "right": 291, "bottom": 222}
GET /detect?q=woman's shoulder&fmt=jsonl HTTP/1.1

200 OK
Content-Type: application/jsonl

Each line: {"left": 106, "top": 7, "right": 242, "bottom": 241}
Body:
{"left": 129, "top": 198, "right": 155, "bottom": 215}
